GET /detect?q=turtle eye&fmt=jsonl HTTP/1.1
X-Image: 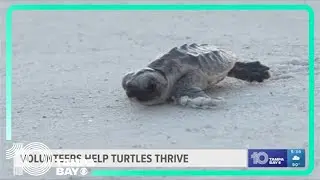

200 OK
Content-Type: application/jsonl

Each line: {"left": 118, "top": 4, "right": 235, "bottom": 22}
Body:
{"left": 146, "top": 81, "right": 156, "bottom": 91}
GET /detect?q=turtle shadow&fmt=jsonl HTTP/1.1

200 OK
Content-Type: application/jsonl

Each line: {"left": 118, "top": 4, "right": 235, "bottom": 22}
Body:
{"left": 205, "top": 78, "right": 269, "bottom": 98}
{"left": 205, "top": 79, "right": 245, "bottom": 95}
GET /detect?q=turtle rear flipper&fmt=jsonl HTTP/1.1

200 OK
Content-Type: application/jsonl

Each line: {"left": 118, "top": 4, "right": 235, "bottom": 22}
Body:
{"left": 227, "top": 61, "right": 271, "bottom": 82}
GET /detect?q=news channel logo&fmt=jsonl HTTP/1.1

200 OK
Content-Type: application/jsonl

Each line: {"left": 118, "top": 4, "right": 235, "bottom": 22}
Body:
{"left": 248, "top": 149, "right": 305, "bottom": 168}
{"left": 6, "top": 142, "right": 91, "bottom": 177}
{"left": 6, "top": 142, "right": 53, "bottom": 176}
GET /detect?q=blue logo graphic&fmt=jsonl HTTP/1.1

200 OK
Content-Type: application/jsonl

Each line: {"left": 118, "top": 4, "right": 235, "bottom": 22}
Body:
{"left": 287, "top": 149, "right": 305, "bottom": 167}
{"left": 248, "top": 149, "right": 287, "bottom": 167}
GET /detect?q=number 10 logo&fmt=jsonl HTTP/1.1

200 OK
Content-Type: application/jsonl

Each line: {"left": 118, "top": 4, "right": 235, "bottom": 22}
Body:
{"left": 250, "top": 152, "right": 269, "bottom": 165}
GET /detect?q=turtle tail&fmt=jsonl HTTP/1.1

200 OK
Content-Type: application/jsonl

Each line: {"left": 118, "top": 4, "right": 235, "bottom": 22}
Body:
{"left": 227, "top": 61, "right": 271, "bottom": 82}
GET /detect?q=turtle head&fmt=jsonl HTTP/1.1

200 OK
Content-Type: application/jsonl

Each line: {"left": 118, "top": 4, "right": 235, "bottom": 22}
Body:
{"left": 122, "top": 68, "right": 168, "bottom": 105}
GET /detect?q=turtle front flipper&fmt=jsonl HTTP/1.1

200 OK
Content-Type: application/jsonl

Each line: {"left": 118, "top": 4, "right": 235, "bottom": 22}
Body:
{"left": 171, "top": 71, "right": 225, "bottom": 109}
{"left": 227, "top": 61, "right": 271, "bottom": 82}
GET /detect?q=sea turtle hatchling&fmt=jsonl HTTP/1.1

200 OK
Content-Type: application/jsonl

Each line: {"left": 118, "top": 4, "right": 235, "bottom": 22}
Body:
{"left": 122, "top": 43, "right": 270, "bottom": 108}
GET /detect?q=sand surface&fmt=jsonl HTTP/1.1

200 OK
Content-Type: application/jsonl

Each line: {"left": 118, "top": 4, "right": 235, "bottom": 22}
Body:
{"left": 0, "top": 0, "right": 319, "bottom": 179}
